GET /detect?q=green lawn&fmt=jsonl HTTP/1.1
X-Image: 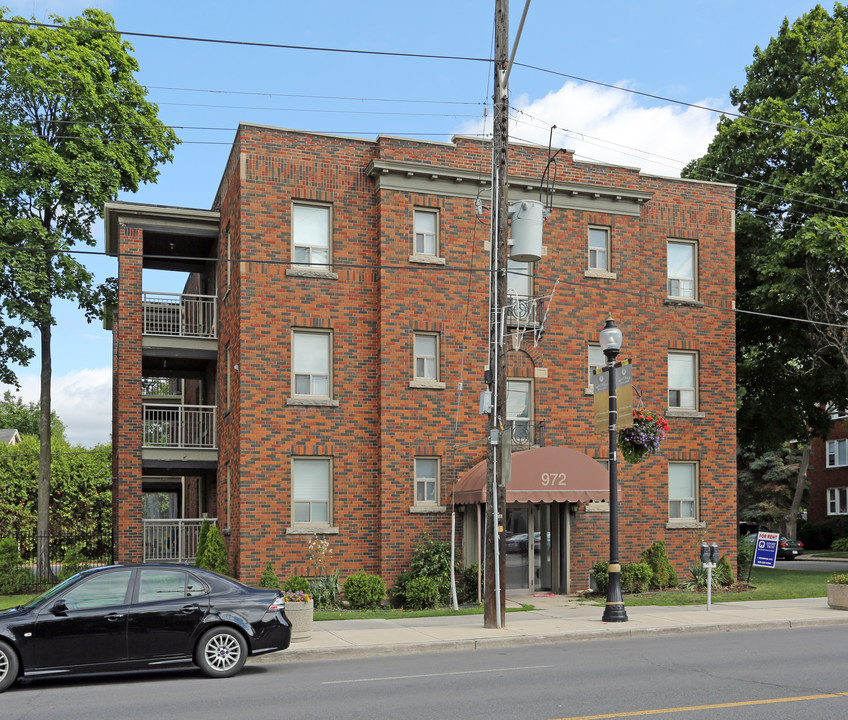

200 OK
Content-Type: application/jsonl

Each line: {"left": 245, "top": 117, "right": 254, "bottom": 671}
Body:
{"left": 587, "top": 567, "right": 832, "bottom": 607}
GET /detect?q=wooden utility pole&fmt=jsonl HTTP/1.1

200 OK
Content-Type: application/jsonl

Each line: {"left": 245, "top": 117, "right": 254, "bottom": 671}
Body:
{"left": 484, "top": 0, "right": 510, "bottom": 629}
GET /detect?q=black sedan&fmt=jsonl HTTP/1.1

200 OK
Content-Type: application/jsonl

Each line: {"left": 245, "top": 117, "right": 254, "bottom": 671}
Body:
{"left": 0, "top": 564, "right": 291, "bottom": 692}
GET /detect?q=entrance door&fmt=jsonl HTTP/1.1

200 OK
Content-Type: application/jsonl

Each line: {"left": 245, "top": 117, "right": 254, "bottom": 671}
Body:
{"left": 504, "top": 504, "right": 557, "bottom": 592}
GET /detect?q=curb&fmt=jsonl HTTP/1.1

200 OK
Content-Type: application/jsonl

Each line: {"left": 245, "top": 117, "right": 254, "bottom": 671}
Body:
{"left": 248, "top": 614, "right": 848, "bottom": 666}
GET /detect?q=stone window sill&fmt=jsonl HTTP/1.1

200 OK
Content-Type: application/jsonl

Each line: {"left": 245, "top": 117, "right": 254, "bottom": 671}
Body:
{"left": 408, "top": 254, "right": 446, "bottom": 265}
{"left": 286, "top": 525, "right": 339, "bottom": 535}
{"left": 665, "top": 520, "right": 705, "bottom": 530}
{"left": 286, "top": 267, "right": 339, "bottom": 280}
{"left": 409, "top": 379, "right": 446, "bottom": 390}
{"left": 410, "top": 505, "right": 446, "bottom": 514}
{"left": 664, "top": 298, "right": 703, "bottom": 308}
{"left": 666, "top": 409, "right": 705, "bottom": 419}
{"left": 286, "top": 397, "right": 340, "bottom": 407}
{"left": 584, "top": 268, "right": 617, "bottom": 280}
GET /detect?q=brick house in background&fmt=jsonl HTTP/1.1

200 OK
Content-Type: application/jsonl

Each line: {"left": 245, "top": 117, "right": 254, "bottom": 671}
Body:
{"left": 807, "top": 416, "right": 848, "bottom": 525}
{"left": 106, "top": 124, "right": 737, "bottom": 593}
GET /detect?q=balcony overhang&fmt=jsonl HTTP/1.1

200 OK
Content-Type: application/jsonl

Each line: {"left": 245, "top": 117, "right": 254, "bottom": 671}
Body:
{"left": 142, "top": 448, "right": 218, "bottom": 474}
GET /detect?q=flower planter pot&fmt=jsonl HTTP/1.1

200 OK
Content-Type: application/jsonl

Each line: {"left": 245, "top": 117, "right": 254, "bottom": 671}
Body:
{"left": 286, "top": 599, "right": 314, "bottom": 641}
{"left": 827, "top": 583, "right": 848, "bottom": 610}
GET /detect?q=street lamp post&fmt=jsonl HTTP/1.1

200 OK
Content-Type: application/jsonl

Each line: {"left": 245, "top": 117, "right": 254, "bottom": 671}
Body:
{"left": 600, "top": 314, "right": 628, "bottom": 623}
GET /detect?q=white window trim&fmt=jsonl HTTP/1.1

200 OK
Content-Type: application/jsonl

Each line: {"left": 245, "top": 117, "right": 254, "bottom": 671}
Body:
{"left": 667, "top": 461, "right": 701, "bottom": 528}
{"left": 411, "top": 332, "right": 445, "bottom": 389}
{"left": 290, "top": 456, "right": 335, "bottom": 530}
{"left": 290, "top": 329, "right": 334, "bottom": 402}
{"left": 668, "top": 350, "right": 699, "bottom": 412}
{"left": 588, "top": 225, "right": 611, "bottom": 272}
{"left": 828, "top": 486, "right": 848, "bottom": 515}
{"left": 412, "top": 208, "right": 440, "bottom": 258}
{"left": 291, "top": 201, "right": 332, "bottom": 269}
{"left": 667, "top": 239, "right": 698, "bottom": 301}
{"left": 586, "top": 343, "right": 606, "bottom": 394}
{"left": 827, "top": 439, "right": 848, "bottom": 468}
{"left": 507, "top": 378, "right": 533, "bottom": 446}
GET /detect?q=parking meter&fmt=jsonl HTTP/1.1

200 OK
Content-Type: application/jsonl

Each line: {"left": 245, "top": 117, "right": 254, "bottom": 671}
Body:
{"left": 700, "top": 542, "right": 709, "bottom": 564}
{"left": 709, "top": 542, "right": 719, "bottom": 564}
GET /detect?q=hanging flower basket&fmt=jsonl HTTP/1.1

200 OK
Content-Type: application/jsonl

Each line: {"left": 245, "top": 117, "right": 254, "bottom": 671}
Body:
{"left": 618, "top": 409, "right": 669, "bottom": 464}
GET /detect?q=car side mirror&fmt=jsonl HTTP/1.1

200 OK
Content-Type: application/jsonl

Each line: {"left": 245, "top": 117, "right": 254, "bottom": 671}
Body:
{"left": 51, "top": 599, "right": 68, "bottom": 616}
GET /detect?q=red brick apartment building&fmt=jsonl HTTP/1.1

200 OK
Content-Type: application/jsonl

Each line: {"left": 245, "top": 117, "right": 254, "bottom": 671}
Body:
{"left": 807, "top": 416, "right": 848, "bottom": 525}
{"left": 105, "top": 124, "right": 737, "bottom": 594}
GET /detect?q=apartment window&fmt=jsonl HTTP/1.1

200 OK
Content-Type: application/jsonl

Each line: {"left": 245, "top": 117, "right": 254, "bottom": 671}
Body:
{"left": 292, "top": 203, "right": 330, "bottom": 268}
{"left": 292, "top": 458, "right": 331, "bottom": 524}
{"left": 225, "top": 345, "right": 232, "bottom": 411}
{"left": 415, "top": 457, "right": 439, "bottom": 505}
{"left": 588, "top": 227, "right": 610, "bottom": 271}
{"left": 413, "top": 333, "right": 438, "bottom": 381}
{"left": 828, "top": 487, "right": 848, "bottom": 515}
{"left": 668, "top": 351, "right": 697, "bottom": 410}
{"left": 225, "top": 230, "right": 232, "bottom": 290}
{"left": 292, "top": 330, "right": 331, "bottom": 397}
{"left": 667, "top": 240, "right": 697, "bottom": 299}
{"left": 507, "top": 259, "right": 531, "bottom": 298}
{"left": 507, "top": 379, "right": 532, "bottom": 445}
{"left": 828, "top": 439, "right": 848, "bottom": 468}
{"left": 588, "top": 344, "right": 606, "bottom": 386}
{"left": 669, "top": 462, "right": 697, "bottom": 520}
{"left": 414, "top": 209, "right": 438, "bottom": 256}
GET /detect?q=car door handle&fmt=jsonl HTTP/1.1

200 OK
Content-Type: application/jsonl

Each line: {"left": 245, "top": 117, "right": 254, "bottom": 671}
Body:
{"left": 106, "top": 612, "right": 125, "bottom": 621}
{"left": 182, "top": 604, "right": 199, "bottom": 614}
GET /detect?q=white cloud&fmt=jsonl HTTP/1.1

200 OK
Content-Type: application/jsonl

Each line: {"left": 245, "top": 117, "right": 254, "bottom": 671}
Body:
{"left": 1, "top": 368, "right": 111, "bottom": 447}
{"left": 457, "top": 81, "right": 730, "bottom": 178}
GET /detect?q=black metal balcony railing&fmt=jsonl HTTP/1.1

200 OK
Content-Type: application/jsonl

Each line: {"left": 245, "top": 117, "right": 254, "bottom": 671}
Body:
{"left": 508, "top": 420, "right": 545, "bottom": 448}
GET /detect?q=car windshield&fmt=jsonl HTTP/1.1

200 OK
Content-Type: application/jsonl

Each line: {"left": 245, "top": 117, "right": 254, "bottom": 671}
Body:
{"left": 20, "top": 573, "right": 85, "bottom": 609}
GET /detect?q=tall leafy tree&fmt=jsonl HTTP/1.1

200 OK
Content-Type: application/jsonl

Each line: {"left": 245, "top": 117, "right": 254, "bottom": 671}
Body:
{"left": 0, "top": 390, "right": 65, "bottom": 439}
{"left": 683, "top": 4, "right": 848, "bottom": 538}
{"left": 0, "top": 9, "right": 178, "bottom": 577}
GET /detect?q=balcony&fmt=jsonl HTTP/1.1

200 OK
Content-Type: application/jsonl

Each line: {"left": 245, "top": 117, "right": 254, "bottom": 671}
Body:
{"left": 143, "top": 518, "right": 216, "bottom": 563}
{"left": 505, "top": 294, "right": 545, "bottom": 327}
{"left": 143, "top": 292, "right": 217, "bottom": 338}
{"left": 509, "top": 420, "right": 545, "bottom": 449}
{"left": 143, "top": 404, "right": 217, "bottom": 449}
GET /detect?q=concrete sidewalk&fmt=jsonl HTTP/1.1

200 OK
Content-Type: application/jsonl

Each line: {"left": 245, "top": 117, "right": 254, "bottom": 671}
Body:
{"left": 252, "top": 595, "right": 848, "bottom": 665}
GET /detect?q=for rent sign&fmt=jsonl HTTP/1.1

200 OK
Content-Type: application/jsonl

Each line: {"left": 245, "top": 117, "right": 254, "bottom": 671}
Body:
{"left": 753, "top": 531, "right": 780, "bottom": 568}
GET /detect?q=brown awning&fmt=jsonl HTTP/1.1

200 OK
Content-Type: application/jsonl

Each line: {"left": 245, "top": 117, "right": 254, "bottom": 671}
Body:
{"left": 453, "top": 446, "right": 610, "bottom": 504}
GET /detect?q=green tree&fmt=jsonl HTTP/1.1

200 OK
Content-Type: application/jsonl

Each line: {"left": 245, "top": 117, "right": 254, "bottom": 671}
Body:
{"left": 737, "top": 443, "right": 808, "bottom": 536}
{"left": 0, "top": 391, "right": 65, "bottom": 439}
{"left": 683, "top": 4, "right": 848, "bottom": 538}
{"left": 0, "top": 9, "right": 178, "bottom": 578}
{"left": 195, "top": 525, "right": 229, "bottom": 576}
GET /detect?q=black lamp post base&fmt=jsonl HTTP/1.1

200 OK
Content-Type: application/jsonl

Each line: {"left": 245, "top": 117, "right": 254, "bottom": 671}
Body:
{"left": 602, "top": 603, "right": 628, "bottom": 623}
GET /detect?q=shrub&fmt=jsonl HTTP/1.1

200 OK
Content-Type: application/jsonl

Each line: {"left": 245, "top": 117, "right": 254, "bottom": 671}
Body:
{"left": 343, "top": 571, "right": 386, "bottom": 609}
{"left": 621, "top": 562, "right": 653, "bottom": 594}
{"left": 258, "top": 562, "right": 281, "bottom": 590}
{"left": 0, "top": 537, "right": 32, "bottom": 594}
{"left": 409, "top": 538, "right": 454, "bottom": 605}
{"left": 59, "top": 544, "right": 87, "bottom": 581}
{"left": 832, "top": 537, "right": 848, "bottom": 552}
{"left": 737, "top": 536, "right": 754, "bottom": 577}
{"left": 680, "top": 564, "right": 723, "bottom": 591}
{"left": 799, "top": 517, "right": 848, "bottom": 550}
{"left": 195, "top": 525, "right": 229, "bottom": 575}
{"left": 284, "top": 575, "right": 311, "bottom": 594}
{"left": 195, "top": 517, "right": 211, "bottom": 564}
{"left": 404, "top": 576, "right": 441, "bottom": 609}
{"left": 640, "top": 540, "right": 678, "bottom": 589}
{"left": 828, "top": 573, "right": 848, "bottom": 585}
{"left": 457, "top": 563, "right": 480, "bottom": 605}
{"left": 591, "top": 560, "right": 609, "bottom": 596}
{"left": 389, "top": 570, "right": 414, "bottom": 608}
{"left": 715, "top": 555, "right": 734, "bottom": 586}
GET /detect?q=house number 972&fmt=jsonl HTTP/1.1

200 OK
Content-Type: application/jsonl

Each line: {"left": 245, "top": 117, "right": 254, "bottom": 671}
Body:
{"left": 541, "top": 473, "right": 567, "bottom": 486}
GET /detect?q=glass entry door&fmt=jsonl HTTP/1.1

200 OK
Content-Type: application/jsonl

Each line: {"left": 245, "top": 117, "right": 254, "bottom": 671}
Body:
{"left": 504, "top": 504, "right": 555, "bottom": 592}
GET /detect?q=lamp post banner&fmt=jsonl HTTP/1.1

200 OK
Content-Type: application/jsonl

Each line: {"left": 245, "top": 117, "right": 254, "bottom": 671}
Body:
{"left": 592, "top": 360, "right": 634, "bottom": 434}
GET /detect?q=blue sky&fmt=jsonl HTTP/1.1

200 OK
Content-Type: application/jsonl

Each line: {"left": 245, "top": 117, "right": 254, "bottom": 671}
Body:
{"left": 0, "top": 0, "right": 819, "bottom": 444}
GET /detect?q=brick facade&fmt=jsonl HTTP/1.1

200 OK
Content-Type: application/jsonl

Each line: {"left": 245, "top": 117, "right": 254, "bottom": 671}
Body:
{"left": 110, "top": 125, "right": 737, "bottom": 592}
{"left": 807, "top": 418, "right": 848, "bottom": 524}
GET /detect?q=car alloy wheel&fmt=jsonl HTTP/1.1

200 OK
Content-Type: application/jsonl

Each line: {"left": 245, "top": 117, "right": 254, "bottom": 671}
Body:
{"left": 197, "top": 627, "right": 247, "bottom": 678}
{"left": 0, "top": 640, "right": 19, "bottom": 693}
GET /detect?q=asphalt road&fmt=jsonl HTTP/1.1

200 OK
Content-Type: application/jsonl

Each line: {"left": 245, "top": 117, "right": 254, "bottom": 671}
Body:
{"left": 4, "top": 625, "right": 848, "bottom": 720}
{"left": 777, "top": 558, "right": 847, "bottom": 572}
